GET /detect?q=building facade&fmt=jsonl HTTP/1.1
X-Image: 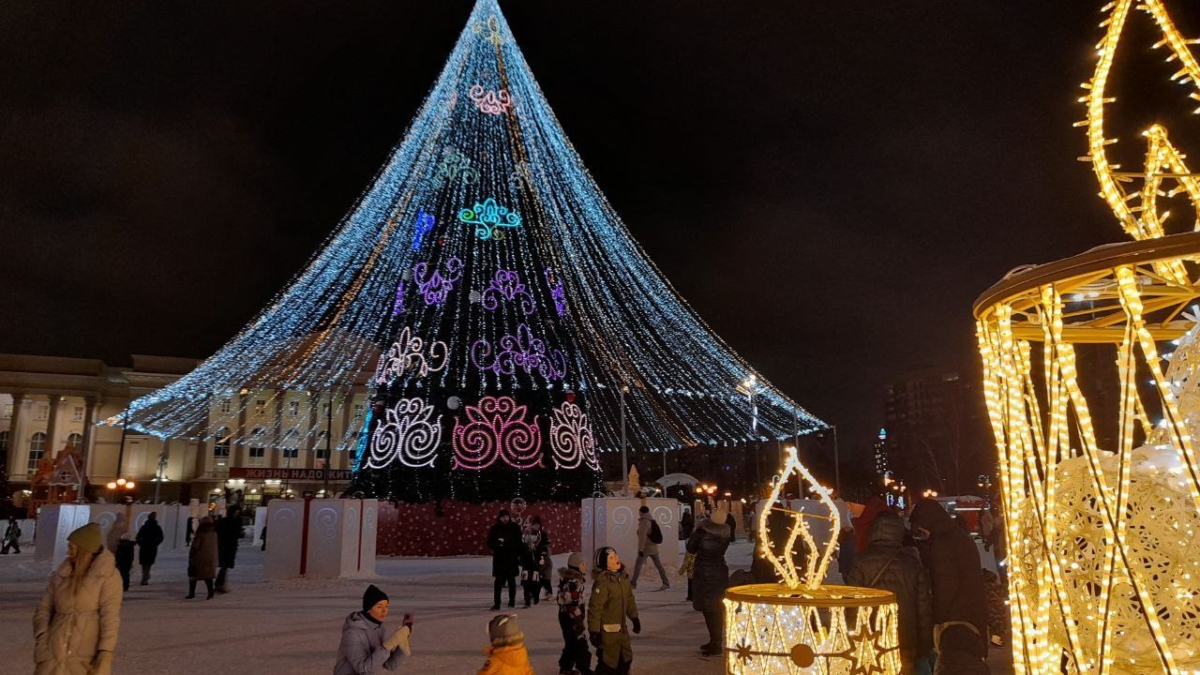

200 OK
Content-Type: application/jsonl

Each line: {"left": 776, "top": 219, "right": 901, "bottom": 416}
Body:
{"left": 0, "top": 354, "right": 371, "bottom": 511}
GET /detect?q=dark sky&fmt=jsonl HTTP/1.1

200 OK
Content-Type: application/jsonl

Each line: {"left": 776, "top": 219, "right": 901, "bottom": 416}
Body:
{"left": 0, "top": 1, "right": 1191, "bottom": 454}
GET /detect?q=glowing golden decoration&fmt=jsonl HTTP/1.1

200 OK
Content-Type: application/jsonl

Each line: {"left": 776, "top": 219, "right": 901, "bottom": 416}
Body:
{"left": 724, "top": 447, "right": 899, "bottom": 674}
{"left": 976, "top": 3, "right": 1200, "bottom": 672}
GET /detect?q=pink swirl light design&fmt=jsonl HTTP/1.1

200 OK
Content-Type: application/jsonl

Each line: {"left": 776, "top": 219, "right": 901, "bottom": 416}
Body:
{"left": 368, "top": 397, "right": 443, "bottom": 469}
{"left": 549, "top": 401, "right": 599, "bottom": 471}
{"left": 452, "top": 396, "right": 542, "bottom": 470}
{"left": 469, "top": 85, "right": 512, "bottom": 116}
{"left": 413, "top": 257, "right": 463, "bottom": 305}
{"left": 481, "top": 269, "right": 535, "bottom": 315}
{"left": 470, "top": 323, "right": 567, "bottom": 382}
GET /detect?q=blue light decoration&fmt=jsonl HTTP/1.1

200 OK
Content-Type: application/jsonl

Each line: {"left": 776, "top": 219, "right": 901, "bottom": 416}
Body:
{"left": 411, "top": 209, "right": 436, "bottom": 250}
{"left": 100, "top": 0, "right": 826, "bottom": 502}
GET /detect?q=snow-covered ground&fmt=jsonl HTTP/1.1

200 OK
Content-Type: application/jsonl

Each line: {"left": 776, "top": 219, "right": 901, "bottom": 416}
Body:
{"left": 0, "top": 539, "right": 744, "bottom": 675}
{"left": 0, "top": 537, "right": 1013, "bottom": 674}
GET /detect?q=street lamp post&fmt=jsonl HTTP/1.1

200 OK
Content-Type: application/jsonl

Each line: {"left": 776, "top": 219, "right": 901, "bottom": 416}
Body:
{"left": 152, "top": 449, "right": 168, "bottom": 504}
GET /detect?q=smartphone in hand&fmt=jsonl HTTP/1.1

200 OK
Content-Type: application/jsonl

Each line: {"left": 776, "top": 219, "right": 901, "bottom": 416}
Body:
{"left": 403, "top": 614, "right": 414, "bottom": 632}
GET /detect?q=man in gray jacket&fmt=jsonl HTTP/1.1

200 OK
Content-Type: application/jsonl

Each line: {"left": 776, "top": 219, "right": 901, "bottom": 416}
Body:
{"left": 630, "top": 506, "right": 669, "bottom": 590}
{"left": 334, "top": 584, "right": 411, "bottom": 675}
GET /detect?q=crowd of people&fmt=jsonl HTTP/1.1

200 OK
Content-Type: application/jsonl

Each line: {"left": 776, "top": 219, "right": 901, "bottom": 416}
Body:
{"left": 22, "top": 497, "right": 1000, "bottom": 675}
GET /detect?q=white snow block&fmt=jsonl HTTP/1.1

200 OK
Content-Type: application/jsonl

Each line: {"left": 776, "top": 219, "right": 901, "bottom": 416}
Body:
{"left": 580, "top": 497, "right": 679, "bottom": 572}
{"left": 263, "top": 498, "right": 377, "bottom": 580}
{"left": 35, "top": 504, "right": 93, "bottom": 567}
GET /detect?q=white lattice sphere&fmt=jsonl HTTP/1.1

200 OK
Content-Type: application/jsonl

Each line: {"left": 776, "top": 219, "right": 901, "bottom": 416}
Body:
{"left": 1016, "top": 445, "right": 1200, "bottom": 674}
{"left": 724, "top": 584, "right": 900, "bottom": 675}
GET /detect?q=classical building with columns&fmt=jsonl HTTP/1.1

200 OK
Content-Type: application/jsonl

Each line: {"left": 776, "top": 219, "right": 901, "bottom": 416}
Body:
{"left": 0, "top": 354, "right": 368, "bottom": 510}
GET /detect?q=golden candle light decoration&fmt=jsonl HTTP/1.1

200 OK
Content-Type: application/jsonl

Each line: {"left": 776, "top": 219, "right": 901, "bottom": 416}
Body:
{"left": 974, "top": 2, "right": 1200, "bottom": 673}
{"left": 723, "top": 447, "right": 900, "bottom": 675}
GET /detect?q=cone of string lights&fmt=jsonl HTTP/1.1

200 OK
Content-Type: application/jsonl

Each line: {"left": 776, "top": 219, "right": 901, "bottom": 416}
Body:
{"left": 99, "top": 0, "right": 825, "bottom": 502}
{"left": 974, "top": 2, "right": 1200, "bottom": 672}
{"left": 723, "top": 447, "right": 900, "bottom": 675}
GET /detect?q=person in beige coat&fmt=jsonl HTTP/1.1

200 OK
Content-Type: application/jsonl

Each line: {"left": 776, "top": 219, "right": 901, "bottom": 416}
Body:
{"left": 33, "top": 522, "right": 122, "bottom": 675}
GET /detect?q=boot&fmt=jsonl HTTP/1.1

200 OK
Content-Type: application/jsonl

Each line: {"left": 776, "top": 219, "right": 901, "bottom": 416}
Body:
{"left": 700, "top": 611, "right": 723, "bottom": 655}
{"left": 205, "top": 579, "right": 215, "bottom": 600}
{"left": 141, "top": 565, "right": 151, "bottom": 586}
{"left": 185, "top": 579, "right": 197, "bottom": 599}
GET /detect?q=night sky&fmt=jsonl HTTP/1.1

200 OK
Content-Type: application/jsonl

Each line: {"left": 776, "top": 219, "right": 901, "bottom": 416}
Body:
{"left": 1, "top": 1, "right": 1194, "bottom": 454}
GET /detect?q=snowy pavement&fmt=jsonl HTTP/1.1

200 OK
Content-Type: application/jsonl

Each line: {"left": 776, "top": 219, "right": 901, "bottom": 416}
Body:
{"left": 0, "top": 538, "right": 1013, "bottom": 674}
{"left": 0, "top": 540, "right": 740, "bottom": 675}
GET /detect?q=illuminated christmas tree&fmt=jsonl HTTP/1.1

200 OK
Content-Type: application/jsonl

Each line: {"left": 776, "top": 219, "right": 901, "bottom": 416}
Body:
{"left": 111, "top": 0, "right": 825, "bottom": 502}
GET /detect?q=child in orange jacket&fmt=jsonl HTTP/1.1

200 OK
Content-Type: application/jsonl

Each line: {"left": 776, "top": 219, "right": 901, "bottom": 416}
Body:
{"left": 479, "top": 614, "right": 535, "bottom": 675}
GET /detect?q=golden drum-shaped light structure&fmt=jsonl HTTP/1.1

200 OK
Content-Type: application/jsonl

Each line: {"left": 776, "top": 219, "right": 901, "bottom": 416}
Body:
{"left": 974, "top": 2, "right": 1200, "bottom": 672}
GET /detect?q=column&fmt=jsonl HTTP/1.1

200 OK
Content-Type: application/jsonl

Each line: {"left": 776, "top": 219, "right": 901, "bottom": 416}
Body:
{"left": 7, "top": 394, "right": 28, "bottom": 478}
{"left": 45, "top": 395, "right": 63, "bottom": 457}
{"left": 339, "top": 394, "right": 355, "bottom": 470}
{"left": 234, "top": 390, "right": 250, "bottom": 471}
{"left": 304, "top": 393, "right": 320, "bottom": 469}
{"left": 80, "top": 397, "right": 99, "bottom": 493}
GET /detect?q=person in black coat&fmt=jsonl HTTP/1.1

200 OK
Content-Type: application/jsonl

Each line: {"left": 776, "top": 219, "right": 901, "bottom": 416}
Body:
{"left": 908, "top": 499, "right": 988, "bottom": 674}
{"left": 687, "top": 507, "right": 732, "bottom": 656}
{"left": 487, "top": 509, "right": 522, "bottom": 610}
{"left": 135, "top": 511, "right": 165, "bottom": 586}
{"left": 215, "top": 508, "right": 244, "bottom": 593}
{"left": 845, "top": 511, "right": 933, "bottom": 673}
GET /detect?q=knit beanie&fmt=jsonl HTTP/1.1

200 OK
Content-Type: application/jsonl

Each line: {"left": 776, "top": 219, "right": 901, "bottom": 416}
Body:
{"left": 68, "top": 523, "right": 103, "bottom": 554}
{"left": 362, "top": 584, "right": 389, "bottom": 613}
{"left": 594, "top": 546, "right": 615, "bottom": 571}
{"left": 488, "top": 613, "right": 524, "bottom": 647}
{"left": 567, "top": 552, "right": 586, "bottom": 570}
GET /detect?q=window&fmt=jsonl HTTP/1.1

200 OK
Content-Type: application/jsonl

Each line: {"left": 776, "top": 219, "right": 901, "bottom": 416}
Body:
{"left": 213, "top": 427, "right": 231, "bottom": 462}
{"left": 255, "top": 399, "right": 267, "bottom": 415}
{"left": 288, "top": 400, "right": 299, "bottom": 417}
{"left": 248, "top": 446, "right": 265, "bottom": 466}
{"left": 28, "top": 432, "right": 46, "bottom": 472}
{"left": 35, "top": 405, "right": 48, "bottom": 421}
{"left": 316, "top": 431, "right": 330, "bottom": 460}
{"left": 221, "top": 398, "right": 232, "bottom": 414}
{"left": 283, "top": 447, "right": 298, "bottom": 459}
{"left": 72, "top": 406, "right": 84, "bottom": 422}
{"left": 281, "top": 429, "right": 300, "bottom": 460}
{"left": 67, "top": 432, "right": 83, "bottom": 450}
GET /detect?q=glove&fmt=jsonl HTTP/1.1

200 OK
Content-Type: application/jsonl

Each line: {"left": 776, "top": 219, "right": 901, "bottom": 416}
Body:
{"left": 384, "top": 625, "right": 412, "bottom": 656}
{"left": 589, "top": 631, "right": 603, "bottom": 648}
{"left": 631, "top": 617, "right": 642, "bottom": 635}
{"left": 86, "top": 651, "right": 113, "bottom": 675}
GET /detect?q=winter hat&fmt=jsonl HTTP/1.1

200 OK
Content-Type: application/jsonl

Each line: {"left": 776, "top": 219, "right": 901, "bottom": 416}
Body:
{"left": 594, "top": 546, "right": 616, "bottom": 571}
{"left": 67, "top": 523, "right": 103, "bottom": 554}
{"left": 709, "top": 508, "right": 728, "bottom": 526}
{"left": 362, "top": 584, "right": 389, "bottom": 613}
{"left": 567, "top": 552, "right": 586, "bottom": 570}
{"left": 639, "top": 506, "right": 650, "bottom": 514}
{"left": 498, "top": 509, "right": 510, "bottom": 518}
{"left": 488, "top": 614, "right": 524, "bottom": 647}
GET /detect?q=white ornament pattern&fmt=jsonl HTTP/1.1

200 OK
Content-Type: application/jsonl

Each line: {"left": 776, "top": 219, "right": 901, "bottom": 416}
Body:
{"left": 367, "top": 397, "right": 443, "bottom": 469}
{"left": 375, "top": 327, "right": 448, "bottom": 385}
{"left": 549, "top": 402, "right": 599, "bottom": 471}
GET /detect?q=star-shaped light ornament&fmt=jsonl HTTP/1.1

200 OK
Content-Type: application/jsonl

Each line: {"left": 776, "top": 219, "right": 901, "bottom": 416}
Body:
{"left": 721, "top": 447, "right": 902, "bottom": 674}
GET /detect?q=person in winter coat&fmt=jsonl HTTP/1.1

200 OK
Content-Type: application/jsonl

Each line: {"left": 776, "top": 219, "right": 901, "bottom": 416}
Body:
{"left": 33, "top": 522, "right": 122, "bottom": 675}
{"left": 2, "top": 515, "right": 21, "bottom": 554}
{"left": 186, "top": 516, "right": 218, "bottom": 600}
{"left": 687, "top": 506, "right": 731, "bottom": 656}
{"left": 679, "top": 510, "right": 694, "bottom": 539}
{"left": 135, "top": 512, "right": 164, "bottom": 586}
{"left": 908, "top": 499, "right": 989, "bottom": 674}
{"left": 215, "top": 508, "right": 244, "bottom": 593}
{"left": 488, "top": 509, "right": 523, "bottom": 610}
{"left": 333, "top": 584, "right": 411, "bottom": 675}
{"left": 114, "top": 538, "right": 135, "bottom": 593}
{"left": 630, "top": 506, "right": 669, "bottom": 590}
{"left": 520, "top": 517, "right": 551, "bottom": 607}
{"left": 587, "top": 546, "right": 640, "bottom": 675}
{"left": 556, "top": 552, "right": 591, "bottom": 675}
{"left": 104, "top": 514, "right": 127, "bottom": 556}
{"left": 845, "top": 511, "right": 932, "bottom": 673}
{"left": 478, "top": 614, "right": 534, "bottom": 675}
{"left": 853, "top": 497, "right": 889, "bottom": 553}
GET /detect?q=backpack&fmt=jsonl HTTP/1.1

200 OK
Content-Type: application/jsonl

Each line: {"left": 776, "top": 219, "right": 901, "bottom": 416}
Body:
{"left": 648, "top": 519, "right": 663, "bottom": 544}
